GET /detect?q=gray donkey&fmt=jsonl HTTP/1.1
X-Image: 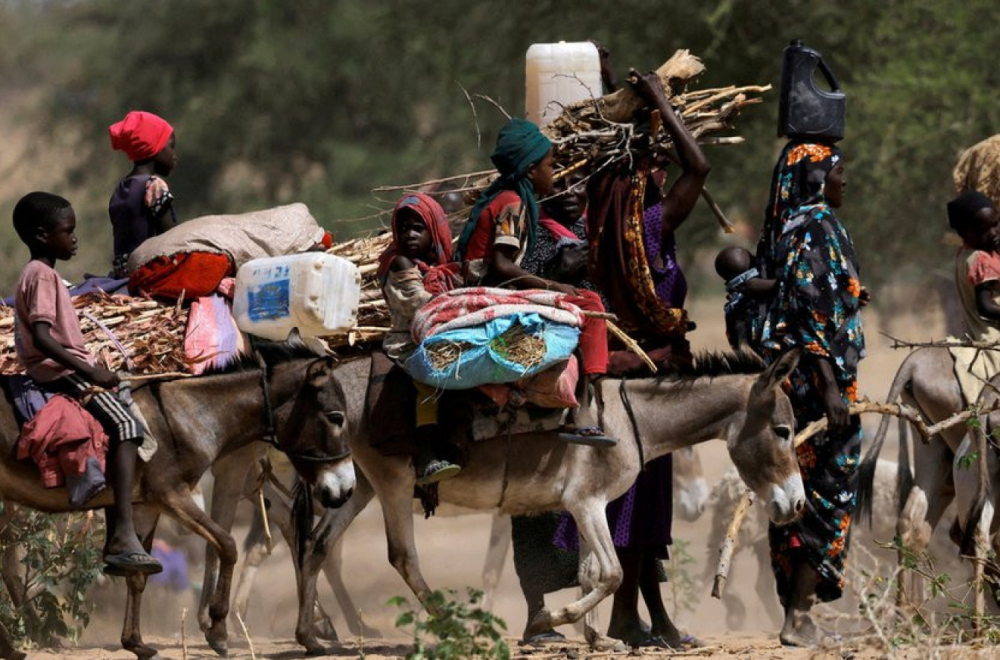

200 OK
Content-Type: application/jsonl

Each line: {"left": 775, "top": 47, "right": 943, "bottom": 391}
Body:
{"left": 288, "top": 350, "right": 805, "bottom": 653}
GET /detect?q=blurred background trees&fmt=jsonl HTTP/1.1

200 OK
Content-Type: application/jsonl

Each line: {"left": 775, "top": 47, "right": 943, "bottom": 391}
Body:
{"left": 0, "top": 0, "right": 997, "bottom": 299}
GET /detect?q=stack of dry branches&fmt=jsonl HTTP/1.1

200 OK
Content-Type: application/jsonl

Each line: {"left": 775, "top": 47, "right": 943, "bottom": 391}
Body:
{"left": 543, "top": 49, "right": 768, "bottom": 178}
{"left": 324, "top": 236, "right": 392, "bottom": 348}
{"left": 0, "top": 292, "right": 189, "bottom": 376}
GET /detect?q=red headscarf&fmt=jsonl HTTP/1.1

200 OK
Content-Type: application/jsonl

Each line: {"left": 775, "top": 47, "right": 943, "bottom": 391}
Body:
{"left": 377, "top": 193, "right": 460, "bottom": 295}
{"left": 109, "top": 111, "right": 173, "bottom": 162}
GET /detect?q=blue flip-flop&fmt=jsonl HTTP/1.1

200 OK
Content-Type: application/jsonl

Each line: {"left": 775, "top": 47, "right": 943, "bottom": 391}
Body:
{"left": 103, "top": 550, "right": 163, "bottom": 576}
{"left": 559, "top": 427, "right": 616, "bottom": 447}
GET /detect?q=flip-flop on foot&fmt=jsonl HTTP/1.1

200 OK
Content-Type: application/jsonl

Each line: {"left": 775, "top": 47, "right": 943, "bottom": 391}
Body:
{"left": 521, "top": 630, "right": 566, "bottom": 645}
{"left": 559, "top": 427, "right": 616, "bottom": 447}
{"left": 104, "top": 550, "right": 163, "bottom": 575}
{"left": 415, "top": 460, "right": 461, "bottom": 486}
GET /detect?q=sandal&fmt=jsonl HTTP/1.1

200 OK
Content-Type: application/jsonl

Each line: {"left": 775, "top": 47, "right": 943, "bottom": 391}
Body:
{"left": 103, "top": 550, "right": 163, "bottom": 576}
{"left": 415, "top": 459, "right": 461, "bottom": 486}
{"left": 559, "top": 426, "right": 616, "bottom": 447}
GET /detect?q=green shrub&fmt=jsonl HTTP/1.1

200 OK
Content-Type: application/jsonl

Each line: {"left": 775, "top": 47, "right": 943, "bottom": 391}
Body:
{"left": 0, "top": 502, "right": 103, "bottom": 648}
{"left": 390, "top": 588, "right": 509, "bottom": 659}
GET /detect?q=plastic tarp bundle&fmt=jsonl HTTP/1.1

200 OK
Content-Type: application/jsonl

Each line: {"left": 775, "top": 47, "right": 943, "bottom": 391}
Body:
{"left": 404, "top": 288, "right": 582, "bottom": 390}
{"left": 184, "top": 294, "right": 246, "bottom": 375}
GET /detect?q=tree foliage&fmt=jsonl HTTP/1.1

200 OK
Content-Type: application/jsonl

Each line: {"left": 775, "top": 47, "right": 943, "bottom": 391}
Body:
{"left": 0, "top": 0, "right": 997, "bottom": 292}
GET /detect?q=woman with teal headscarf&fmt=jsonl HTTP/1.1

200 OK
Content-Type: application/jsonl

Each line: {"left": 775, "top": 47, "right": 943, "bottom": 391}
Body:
{"left": 457, "top": 117, "right": 563, "bottom": 288}
{"left": 458, "top": 117, "right": 610, "bottom": 443}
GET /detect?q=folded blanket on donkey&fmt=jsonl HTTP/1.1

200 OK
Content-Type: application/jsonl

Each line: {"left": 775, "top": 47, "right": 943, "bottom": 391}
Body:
{"left": 404, "top": 287, "right": 582, "bottom": 390}
{"left": 127, "top": 203, "right": 327, "bottom": 300}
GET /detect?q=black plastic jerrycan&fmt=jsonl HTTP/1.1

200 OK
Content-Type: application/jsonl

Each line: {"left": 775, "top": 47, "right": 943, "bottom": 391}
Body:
{"left": 778, "top": 40, "right": 846, "bottom": 142}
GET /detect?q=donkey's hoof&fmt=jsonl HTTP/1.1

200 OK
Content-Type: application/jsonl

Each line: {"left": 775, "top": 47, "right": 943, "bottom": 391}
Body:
{"left": 316, "top": 618, "right": 339, "bottom": 641}
{"left": 297, "top": 633, "right": 326, "bottom": 656}
{"left": 206, "top": 633, "right": 228, "bottom": 657}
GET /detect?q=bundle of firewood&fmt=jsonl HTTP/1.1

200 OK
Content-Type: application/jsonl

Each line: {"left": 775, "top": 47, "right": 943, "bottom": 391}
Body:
{"left": 323, "top": 235, "right": 393, "bottom": 348}
{"left": 0, "top": 292, "right": 189, "bottom": 376}
{"left": 542, "top": 49, "right": 768, "bottom": 174}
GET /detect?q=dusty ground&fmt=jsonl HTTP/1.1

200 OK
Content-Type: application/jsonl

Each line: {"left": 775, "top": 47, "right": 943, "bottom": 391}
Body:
{"left": 20, "top": 301, "right": 984, "bottom": 659}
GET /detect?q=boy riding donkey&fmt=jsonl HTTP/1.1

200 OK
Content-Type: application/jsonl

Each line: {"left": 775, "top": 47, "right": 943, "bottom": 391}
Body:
{"left": 456, "top": 117, "right": 611, "bottom": 444}
{"left": 12, "top": 192, "right": 161, "bottom": 576}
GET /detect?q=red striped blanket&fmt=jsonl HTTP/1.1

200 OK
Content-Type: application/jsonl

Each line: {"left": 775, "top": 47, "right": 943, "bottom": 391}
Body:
{"left": 411, "top": 287, "right": 583, "bottom": 343}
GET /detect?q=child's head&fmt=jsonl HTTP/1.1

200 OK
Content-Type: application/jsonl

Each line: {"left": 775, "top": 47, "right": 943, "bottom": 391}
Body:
{"left": 490, "top": 118, "right": 554, "bottom": 196}
{"left": 395, "top": 207, "right": 432, "bottom": 260}
{"left": 391, "top": 193, "right": 452, "bottom": 264}
{"left": 13, "top": 192, "right": 77, "bottom": 260}
{"left": 715, "top": 246, "right": 754, "bottom": 281}
{"left": 109, "top": 110, "right": 177, "bottom": 176}
{"left": 948, "top": 190, "right": 999, "bottom": 252}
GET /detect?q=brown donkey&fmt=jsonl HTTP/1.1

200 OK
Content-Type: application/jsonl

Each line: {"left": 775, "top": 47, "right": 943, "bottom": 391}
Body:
{"left": 0, "top": 343, "right": 354, "bottom": 659}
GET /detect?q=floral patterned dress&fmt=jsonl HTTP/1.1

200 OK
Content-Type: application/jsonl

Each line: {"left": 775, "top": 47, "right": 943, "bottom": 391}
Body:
{"left": 756, "top": 141, "right": 866, "bottom": 605}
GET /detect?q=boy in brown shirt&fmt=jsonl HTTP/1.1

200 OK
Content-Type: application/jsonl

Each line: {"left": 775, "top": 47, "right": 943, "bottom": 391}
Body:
{"left": 13, "top": 191, "right": 160, "bottom": 575}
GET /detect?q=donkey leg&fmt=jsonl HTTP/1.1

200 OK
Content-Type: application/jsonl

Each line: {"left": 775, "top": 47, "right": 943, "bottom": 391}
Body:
{"left": 295, "top": 474, "right": 375, "bottom": 654}
{"left": 323, "top": 534, "right": 381, "bottom": 638}
{"left": 120, "top": 506, "right": 160, "bottom": 659}
{"left": 230, "top": 490, "right": 273, "bottom": 633}
{"left": 898, "top": 438, "right": 952, "bottom": 610}
{"left": 481, "top": 514, "right": 511, "bottom": 612}
{"left": 378, "top": 473, "right": 434, "bottom": 605}
{"left": 543, "top": 501, "right": 621, "bottom": 636}
{"left": 201, "top": 451, "right": 250, "bottom": 633}
{"left": 160, "top": 490, "right": 239, "bottom": 657}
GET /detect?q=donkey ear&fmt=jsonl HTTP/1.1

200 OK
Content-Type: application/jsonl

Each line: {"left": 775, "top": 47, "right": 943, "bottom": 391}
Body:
{"left": 306, "top": 356, "right": 336, "bottom": 389}
{"left": 759, "top": 348, "right": 801, "bottom": 391}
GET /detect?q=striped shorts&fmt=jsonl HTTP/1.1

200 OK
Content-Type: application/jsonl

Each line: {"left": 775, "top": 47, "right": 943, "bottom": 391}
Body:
{"left": 46, "top": 373, "right": 143, "bottom": 446}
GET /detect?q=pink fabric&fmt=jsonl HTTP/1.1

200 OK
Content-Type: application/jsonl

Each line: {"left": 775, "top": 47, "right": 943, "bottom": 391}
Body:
{"left": 17, "top": 394, "right": 108, "bottom": 488}
{"left": 538, "top": 217, "right": 579, "bottom": 241}
{"left": 215, "top": 277, "right": 237, "bottom": 299}
{"left": 14, "top": 261, "right": 94, "bottom": 383}
{"left": 479, "top": 356, "right": 579, "bottom": 409}
{"left": 184, "top": 295, "right": 246, "bottom": 375}
{"left": 109, "top": 111, "right": 173, "bottom": 162}
{"left": 411, "top": 287, "right": 584, "bottom": 342}
{"left": 966, "top": 248, "right": 1000, "bottom": 286}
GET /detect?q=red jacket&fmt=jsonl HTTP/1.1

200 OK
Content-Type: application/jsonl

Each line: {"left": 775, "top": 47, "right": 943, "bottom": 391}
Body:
{"left": 17, "top": 394, "right": 108, "bottom": 488}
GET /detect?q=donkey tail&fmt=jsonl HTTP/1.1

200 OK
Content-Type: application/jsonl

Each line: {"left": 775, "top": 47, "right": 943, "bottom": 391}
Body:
{"left": 857, "top": 358, "right": 913, "bottom": 526}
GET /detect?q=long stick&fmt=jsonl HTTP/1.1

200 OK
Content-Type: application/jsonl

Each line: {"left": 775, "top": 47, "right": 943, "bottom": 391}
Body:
{"left": 712, "top": 400, "right": 998, "bottom": 599}
{"left": 711, "top": 489, "right": 755, "bottom": 598}
{"left": 700, "top": 187, "right": 735, "bottom": 234}
{"left": 606, "top": 321, "right": 657, "bottom": 373}
{"left": 371, "top": 169, "right": 496, "bottom": 193}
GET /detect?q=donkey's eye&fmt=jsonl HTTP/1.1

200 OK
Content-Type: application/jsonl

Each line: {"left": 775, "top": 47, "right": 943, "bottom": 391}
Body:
{"left": 323, "top": 410, "right": 345, "bottom": 426}
{"left": 774, "top": 425, "right": 793, "bottom": 441}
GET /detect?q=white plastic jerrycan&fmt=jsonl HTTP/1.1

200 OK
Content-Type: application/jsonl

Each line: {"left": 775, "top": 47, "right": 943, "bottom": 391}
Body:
{"left": 233, "top": 253, "right": 361, "bottom": 341}
{"left": 525, "top": 41, "right": 603, "bottom": 127}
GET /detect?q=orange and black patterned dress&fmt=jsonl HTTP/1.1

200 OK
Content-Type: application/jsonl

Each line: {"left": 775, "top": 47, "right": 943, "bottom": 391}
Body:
{"left": 754, "top": 141, "right": 866, "bottom": 605}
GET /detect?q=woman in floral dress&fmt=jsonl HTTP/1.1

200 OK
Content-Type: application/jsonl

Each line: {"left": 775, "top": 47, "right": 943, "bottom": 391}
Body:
{"left": 753, "top": 141, "right": 865, "bottom": 647}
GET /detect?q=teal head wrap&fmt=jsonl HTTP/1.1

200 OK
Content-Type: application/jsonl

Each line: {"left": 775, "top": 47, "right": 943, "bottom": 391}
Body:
{"left": 457, "top": 118, "right": 552, "bottom": 261}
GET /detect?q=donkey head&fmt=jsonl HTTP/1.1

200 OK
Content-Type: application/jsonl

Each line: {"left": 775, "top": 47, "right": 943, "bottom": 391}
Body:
{"left": 673, "top": 446, "right": 709, "bottom": 522}
{"left": 279, "top": 356, "right": 355, "bottom": 508}
{"left": 727, "top": 349, "right": 805, "bottom": 526}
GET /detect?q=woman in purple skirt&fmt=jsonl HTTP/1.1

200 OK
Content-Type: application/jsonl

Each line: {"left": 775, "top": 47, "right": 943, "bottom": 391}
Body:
{"left": 554, "top": 66, "right": 710, "bottom": 648}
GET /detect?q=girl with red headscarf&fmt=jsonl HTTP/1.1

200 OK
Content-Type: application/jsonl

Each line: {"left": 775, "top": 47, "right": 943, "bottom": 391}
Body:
{"left": 377, "top": 193, "right": 461, "bottom": 484}
{"left": 108, "top": 111, "right": 178, "bottom": 278}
